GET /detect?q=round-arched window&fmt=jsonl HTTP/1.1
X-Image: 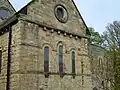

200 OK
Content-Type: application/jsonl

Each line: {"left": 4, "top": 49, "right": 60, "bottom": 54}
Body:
{"left": 0, "top": 8, "right": 9, "bottom": 20}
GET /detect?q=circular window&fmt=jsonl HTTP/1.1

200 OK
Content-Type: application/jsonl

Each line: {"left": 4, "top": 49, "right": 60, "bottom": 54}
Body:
{"left": 0, "top": 8, "right": 9, "bottom": 20}
{"left": 55, "top": 5, "right": 68, "bottom": 23}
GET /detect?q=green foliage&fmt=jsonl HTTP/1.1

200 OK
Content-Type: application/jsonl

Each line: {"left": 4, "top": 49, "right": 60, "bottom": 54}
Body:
{"left": 102, "top": 21, "right": 120, "bottom": 90}
{"left": 88, "top": 21, "right": 120, "bottom": 89}
{"left": 88, "top": 27, "right": 103, "bottom": 46}
{"left": 102, "top": 21, "right": 120, "bottom": 50}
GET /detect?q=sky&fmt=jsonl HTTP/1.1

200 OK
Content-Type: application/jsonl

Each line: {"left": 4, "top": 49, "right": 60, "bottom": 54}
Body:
{"left": 10, "top": 0, "right": 120, "bottom": 34}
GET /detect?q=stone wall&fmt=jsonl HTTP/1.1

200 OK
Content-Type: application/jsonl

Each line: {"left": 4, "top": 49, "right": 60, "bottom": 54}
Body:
{"left": 14, "top": 20, "right": 92, "bottom": 90}
{"left": 0, "top": 0, "right": 93, "bottom": 89}
{"left": 27, "top": 0, "right": 86, "bottom": 37}
{"left": 89, "top": 44, "right": 114, "bottom": 90}
{"left": 0, "top": 32, "right": 9, "bottom": 90}
{"left": 0, "top": 21, "right": 24, "bottom": 90}
{"left": 0, "top": 19, "right": 92, "bottom": 90}
{"left": 9, "top": 21, "right": 24, "bottom": 90}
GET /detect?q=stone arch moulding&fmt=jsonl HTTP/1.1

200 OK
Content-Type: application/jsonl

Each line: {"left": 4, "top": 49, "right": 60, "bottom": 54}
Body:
{"left": 56, "top": 41, "right": 67, "bottom": 52}
{"left": 41, "top": 42, "right": 54, "bottom": 51}
{"left": 69, "top": 47, "right": 77, "bottom": 53}
{"left": 0, "top": 7, "right": 11, "bottom": 15}
{"left": 0, "top": 7, "right": 10, "bottom": 11}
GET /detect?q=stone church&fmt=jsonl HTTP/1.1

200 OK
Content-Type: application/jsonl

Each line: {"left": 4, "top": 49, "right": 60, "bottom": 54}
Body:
{"left": 0, "top": 0, "right": 113, "bottom": 90}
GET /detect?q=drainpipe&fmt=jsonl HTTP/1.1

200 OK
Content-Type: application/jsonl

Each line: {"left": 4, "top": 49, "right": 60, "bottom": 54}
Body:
{"left": 6, "top": 25, "right": 12, "bottom": 90}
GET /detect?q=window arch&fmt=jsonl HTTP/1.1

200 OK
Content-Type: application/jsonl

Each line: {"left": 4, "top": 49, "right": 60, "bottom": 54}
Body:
{"left": 58, "top": 44, "right": 64, "bottom": 77}
{"left": 71, "top": 50, "right": 76, "bottom": 78}
{"left": 44, "top": 46, "right": 49, "bottom": 77}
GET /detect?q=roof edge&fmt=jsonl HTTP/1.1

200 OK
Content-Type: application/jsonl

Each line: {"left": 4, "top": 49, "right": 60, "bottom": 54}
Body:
{"left": 7, "top": 0, "right": 16, "bottom": 12}
{"left": 0, "top": 14, "right": 18, "bottom": 30}
{"left": 90, "top": 44, "right": 106, "bottom": 51}
{"left": 71, "top": 0, "right": 91, "bottom": 35}
{"left": 0, "top": 0, "right": 35, "bottom": 30}
{"left": 0, "top": 0, "right": 91, "bottom": 36}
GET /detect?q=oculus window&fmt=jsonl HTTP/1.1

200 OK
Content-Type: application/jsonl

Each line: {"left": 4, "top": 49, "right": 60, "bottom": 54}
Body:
{"left": 0, "top": 9, "right": 9, "bottom": 20}
{"left": 55, "top": 5, "right": 68, "bottom": 23}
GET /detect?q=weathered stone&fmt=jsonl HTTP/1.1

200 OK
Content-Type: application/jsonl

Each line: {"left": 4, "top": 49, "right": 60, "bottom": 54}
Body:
{"left": 0, "top": 0, "right": 103, "bottom": 90}
{"left": 89, "top": 45, "right": 114, "bottom": 90}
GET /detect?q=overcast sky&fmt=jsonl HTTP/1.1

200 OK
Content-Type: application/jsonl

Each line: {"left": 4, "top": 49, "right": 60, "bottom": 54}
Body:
{"left": 10, "top": 0, "right": 120, "bottom": 34}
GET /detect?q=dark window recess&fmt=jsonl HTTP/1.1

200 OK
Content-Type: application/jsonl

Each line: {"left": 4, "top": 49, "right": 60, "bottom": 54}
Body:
{"left": 40, "top": 88, "right": 43, "bottom": 90}
{"left": 19, "top": 7, "right": 27, "bottom": 15}
{"left": 72, "top": 51, "right": 76, "bottom": 78}
{"left": 57, "top": 8, "right": 64, "bottom": 19}
{"left": 93, "top": 87, "right": 98, "bottom": 90}
{"left": 44, "top": 46, "right": 49, "bottom": 78}
{"left": 0, "top": 50, "right": 2, "bottom": 74}
{"left": 102, "top": 81, "right": 104, "bottom": 87}
{"left": 0, "top": 9, "right": 9, "bottom": 20}
{"left": 58, "top": 45, "right": 64, "bottom": 77}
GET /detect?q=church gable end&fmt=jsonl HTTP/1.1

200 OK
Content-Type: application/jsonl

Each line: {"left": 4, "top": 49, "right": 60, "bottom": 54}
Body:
{"left": 26, "top": 0, "right": 87, "bottom": 36}
{"left": 0, "top": 0, "right": 93, "bottom": 90}
{"left": 0, "top": 0, "right": 15, "bottom": 23}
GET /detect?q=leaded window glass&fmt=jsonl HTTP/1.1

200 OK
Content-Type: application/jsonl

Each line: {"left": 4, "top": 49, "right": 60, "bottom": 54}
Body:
{"left": 44, "top": 46, "right": 49, "bottom": 73}
{"left": 58, "top": 45, "right": 63, "bottom": 74}
{"left": 72, "top": 51, "right": 75, "bottom": 74}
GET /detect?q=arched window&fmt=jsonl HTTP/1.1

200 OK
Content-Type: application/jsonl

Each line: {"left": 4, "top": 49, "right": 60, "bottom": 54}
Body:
{"left": 0, "top": 50, "right": 2, "bottom": 74}
{"left": 71, "top": 51, "right": 76, "bottom": 78}
{"left": 0, "top": 9, "right": 9, "bottom": 20}
{"left": 44, "top": 46, "right": 49, "bottom": 77}
{"left": 58, "top": 44, "right": 64, "bottom": 77}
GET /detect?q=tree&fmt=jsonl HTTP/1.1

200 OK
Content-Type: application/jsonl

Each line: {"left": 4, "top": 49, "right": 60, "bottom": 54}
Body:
{"left": 88, "top": 27, "right": 103, "bottom": 46}
{"left": 102, "top": 21, "right": 120, "bottom": 90}
{"left": 102, "top": 21, "right": 120, "bottom": 50}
